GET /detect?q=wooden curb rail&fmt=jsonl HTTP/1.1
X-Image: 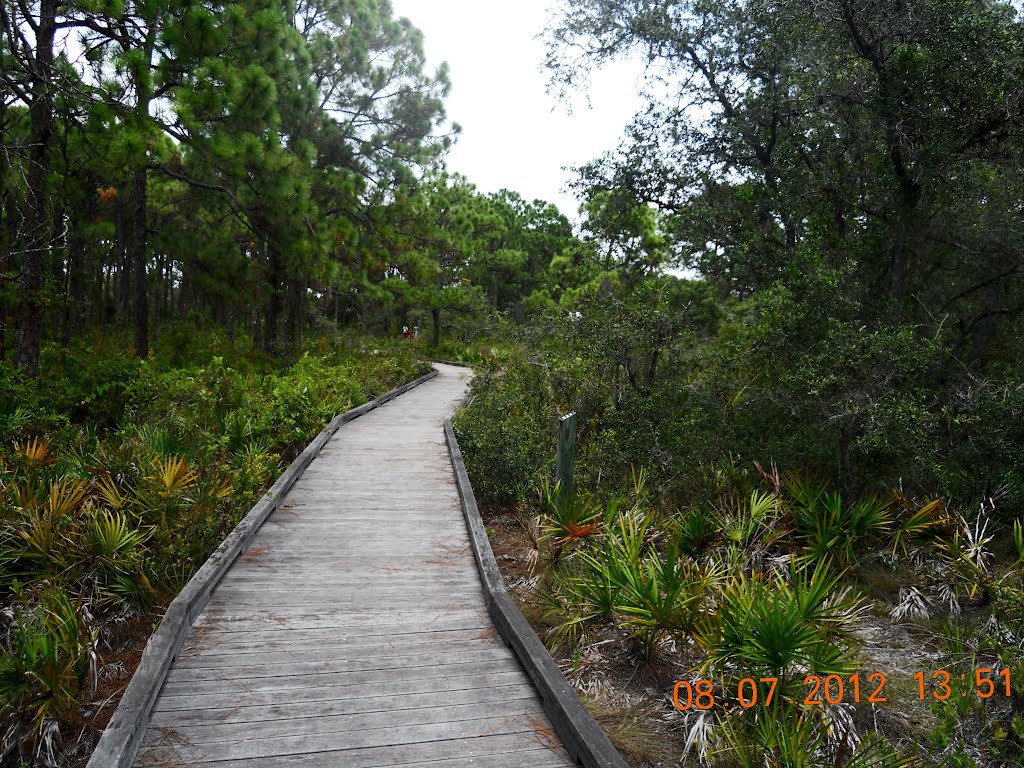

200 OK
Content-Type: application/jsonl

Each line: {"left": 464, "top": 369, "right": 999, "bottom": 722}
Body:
{"left": 444, "top": 417, "right": 628, "bottom": 768}
{"left": 87, "top": 368, "right": 439, "bottom": 768}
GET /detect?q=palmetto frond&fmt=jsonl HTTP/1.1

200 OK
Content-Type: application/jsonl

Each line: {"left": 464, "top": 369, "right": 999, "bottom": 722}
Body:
{"left": 891, "top": 496, "right": 948, "bottom": 556}
{"left": 95, "top": 473, "right": 131, "bottom": 512}
{"left": 46, "top": 479, "right": 89, "bottom": 519}
{"left": 80, "top": 510, "right": 152, "bottom": 568}
{"left": 15, "top": 438, "right": 51, "bottom": 464}
{"left": 151, "top": 456, "right": 199, "bottom": 497}
{"left": 538, "top": 477, "right": 602, "bottom": 550}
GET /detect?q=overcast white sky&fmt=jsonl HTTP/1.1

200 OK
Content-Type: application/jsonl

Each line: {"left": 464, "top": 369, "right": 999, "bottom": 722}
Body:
{"left": 389, "top": 0, "right": 646, "bottom": 220}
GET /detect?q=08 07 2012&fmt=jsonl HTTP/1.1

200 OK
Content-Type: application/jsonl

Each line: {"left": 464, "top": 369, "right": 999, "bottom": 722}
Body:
{"left": 672, "top": 669, "right": 1013, "bottom": 711}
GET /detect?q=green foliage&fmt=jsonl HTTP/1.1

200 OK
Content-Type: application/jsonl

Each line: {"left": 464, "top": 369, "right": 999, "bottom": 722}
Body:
{"left": 537, "top": 477, "right": 603, "bottom": 557}
{"left": 0, "top": 586, "right": 96, "bottom": 755}
{"left": 695, "top": 563, "right": 863, "bottom": 689}
{"left": 549, "top": 505, "right": 718, "bottom": 660}
{"left": 786, "top": 483, "right": 894, "bottom": 569}
{"left": 0, "top": 337, "right": 425, "bottom": 760}
{"left": 453, "top": 358, "right": 555, "bottom": 507}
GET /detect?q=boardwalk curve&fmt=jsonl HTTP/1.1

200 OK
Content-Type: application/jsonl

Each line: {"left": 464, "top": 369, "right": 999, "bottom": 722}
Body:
{"left": 110, "top": 364, "right": 572, "bottom": 767}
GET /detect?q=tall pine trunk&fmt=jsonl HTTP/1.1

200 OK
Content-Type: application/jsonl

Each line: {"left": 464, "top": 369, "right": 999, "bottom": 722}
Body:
{"left": 115, "top": 199, "right": 129, "bottom": 322}
{"left": 129, "top": 23, "right": 157, "bottom": 358}
{"left": 16, "top": 0, "right": 58, "bottom": 376}
{"left": 130, "top": 164, "right": 148, "bottom": 357}
{"left": 263, "top": 244, "right": 281, "bottom": 354}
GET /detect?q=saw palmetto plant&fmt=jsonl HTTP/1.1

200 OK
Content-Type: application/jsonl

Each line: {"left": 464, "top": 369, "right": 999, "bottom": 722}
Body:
{"left": 0, "top": 447, "right": 155, "bottom": 613}
{"left": 783, "top": 474, "right": 894, "bottom": 569}
{"left": 890, "top": 494, "right": 949, "bottom": 557}
{"left": 712, "top": 709, "right": 917, "bottom": 768}
{"left": 538, "top": 476, "right": 604, "bottom": 559}
{"left": 616, "top": 543, "right": 719, "bottom": 661}
{"left": 546, "top": 511, "right": 652, "bottom": 645}
{"left": 0, "top": 586, "right": 97, "bottom": 761}
{"left": 695, "top": 561, "right": 864, "bottom": 701}
{"left": 722, "top": 489, "right": 782, "bottom": 550}
{"left": 938, "top": 510, "right": 997, "bottom": 600}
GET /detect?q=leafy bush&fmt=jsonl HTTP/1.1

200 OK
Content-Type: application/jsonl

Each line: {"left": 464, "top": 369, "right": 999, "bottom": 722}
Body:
{"left": 454, "top": 359, "right": 556, "bottom": 507}
{"left": 0, "top": 586, "right": 96, "bottom": 761}
{"left": 0, "top": 335, "right": 428, "bottom": 761}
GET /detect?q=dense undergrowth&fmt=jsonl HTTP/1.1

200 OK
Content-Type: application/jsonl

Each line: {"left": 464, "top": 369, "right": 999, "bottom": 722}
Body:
{"left": 454, "top": 289, "right": 1024, "bottom": 768}
{"left": 0, "top": 328, "right": 428, "bottom": 766}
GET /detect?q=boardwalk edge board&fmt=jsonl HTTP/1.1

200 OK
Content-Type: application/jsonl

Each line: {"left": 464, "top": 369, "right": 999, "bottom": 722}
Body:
{"left": 444, "top": 419, "right": 628, "bottom": 768}
{"left": 87, "top": 367, "right": 439, "bottom": 768}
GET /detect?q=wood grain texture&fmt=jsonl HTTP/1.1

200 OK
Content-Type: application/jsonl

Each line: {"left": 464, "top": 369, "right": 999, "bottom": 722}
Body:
{"left": 110, "top": 364, "right": 571, "bottom": 767}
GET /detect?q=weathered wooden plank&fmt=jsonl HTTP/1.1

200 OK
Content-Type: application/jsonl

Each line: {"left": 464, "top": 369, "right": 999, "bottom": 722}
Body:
{"left": 178, "top": 616, "right": 492, "bottom": 642}
{"left": 145, "top": 697, "right": 544, "bottom": 745}
{"left": 159, "top": 657, "right": 527, "bottom": 696}
{"left": 177, "top": 626, "right": 501, "bottom": 657}
{"left": 151, "top": 670, "right": 533, "bottom": 713}
{"left": 206, "top": 588, "right": 483, "bottom": 603}
{"left": 139, "top": 732, "right": 565, "bottom": 768}
{"left": 148, "top": 683, "right": 537, "bottom": 727}
{"left": 139, "top": 710, "right": 546, "bottom": 763}
{"left": 221, "top": 541, "right": 473, "bottom": 555}
{"left": 174, "top": 639, "right": 504, "bottom": 667}
{"left": 166, "top": 646, "right": 513, "bottom": 682}
{"left": 191, "top": 609, "right": 490, "bottom": 629}
{"left": 209, "top": 575, "right": 484, "bottom": 589}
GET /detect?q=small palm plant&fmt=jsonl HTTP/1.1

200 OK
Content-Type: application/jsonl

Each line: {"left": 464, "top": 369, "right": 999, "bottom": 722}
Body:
{"left": 673, "top": 506, "right": 721, "bottom": 558}
{"left": 551, "top": 510, "right": 720, "bottom": 660}
{"left": 722, "top": 490, "right": 782, "bottom": 549}
{"left": 77, "top": 510, "right": 154, "bottom": 609}
{"left": 693, "top": 562, "right": 894, "bottom": 768}
{"left": 784, "top": 474, "right": 894, "bottom": 568}
{"left": 695, "top": 561, "right": 864, "bottom": 704}
{"left": 0, "top": 586, "right": 96, "bottom": 760}
{"left": 890, "top": 493, "right": 948, "bottom": 557}
{"left": 537, "top": 477, "right": 603, "bottom": 560}
{"left": 546, "top": 511, "right": 651, "bottom": 645}
{"left": 616, "top": 541, "right": 719, "bottom": 660}
{"left": 938, "top": 508, "right": 996, "bottom": 601}
{"left": 0, "top": 466, "right": 154, "bottom": 612}
{"left": 716, "top": 710, "right": 917, "bottom": 768}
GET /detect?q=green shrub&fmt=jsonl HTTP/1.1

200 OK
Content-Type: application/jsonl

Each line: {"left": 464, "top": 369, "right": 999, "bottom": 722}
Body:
{"left": 454, "top": 360, "right": 555, "bottom": 507}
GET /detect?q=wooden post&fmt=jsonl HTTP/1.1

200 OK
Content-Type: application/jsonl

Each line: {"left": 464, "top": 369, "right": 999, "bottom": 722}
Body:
{"left": 556, "top": 412, "right": 577, "bottom": 511}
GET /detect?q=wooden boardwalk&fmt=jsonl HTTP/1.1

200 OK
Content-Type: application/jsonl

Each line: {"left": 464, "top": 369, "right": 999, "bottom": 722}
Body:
{"left": 136, "top": 364, "right": 569, "bottom": 767}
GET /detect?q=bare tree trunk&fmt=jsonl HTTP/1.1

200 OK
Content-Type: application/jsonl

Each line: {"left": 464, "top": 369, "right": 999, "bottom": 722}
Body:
{"left": 263, "top": 244, "right": 281, "bottom": 354}
{"left": 967, "top": 282, "right": 1001, "bottom": 369}
{"left": 115, "top": 199, "right": 129, "bottom": 322}
{"left": 16, "top": 0, "right": 59, "bottom": 376}
{"left": 131, "top": 164, "right": 148, "bottom": 357}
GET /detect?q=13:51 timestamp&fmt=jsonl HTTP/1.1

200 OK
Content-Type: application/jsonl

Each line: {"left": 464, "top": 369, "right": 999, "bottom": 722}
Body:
{"left": 915, "top": 668, "right": 1011, "bottom": 700}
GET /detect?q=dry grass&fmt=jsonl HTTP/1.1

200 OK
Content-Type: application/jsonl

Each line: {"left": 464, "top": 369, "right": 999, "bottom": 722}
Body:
{"left": 242, "top": 544, "right": 270, "bottom": 561}
{"left": 582, "top": 691, "right": 684, "bottom": 765}
{"left": 217, "top": 674, "right": 254, "bottom": 694}
{"left": 526, "top": 712, "right": 572, "bottom": 762}
{"left": 137, "top": 724, "right": 209, "bottom": 768}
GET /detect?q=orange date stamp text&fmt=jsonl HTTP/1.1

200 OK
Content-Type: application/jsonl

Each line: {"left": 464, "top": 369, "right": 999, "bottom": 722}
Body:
{"left": 672, "top": 669, "right": 1013, "bottom": 710}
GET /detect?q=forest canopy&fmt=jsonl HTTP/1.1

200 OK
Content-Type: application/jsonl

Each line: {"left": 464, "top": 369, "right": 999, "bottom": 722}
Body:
{"left": 3, "top": 0, "right": 1024, "bottom": 765}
